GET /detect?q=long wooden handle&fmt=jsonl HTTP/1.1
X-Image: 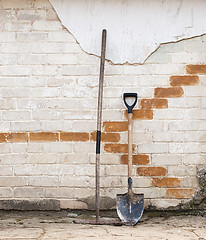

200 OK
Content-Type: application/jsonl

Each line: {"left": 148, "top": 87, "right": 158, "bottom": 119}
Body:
{"left": 128, "top": 113, "right": 133, "bottom": 179}
{"left": 95, "top": 29, "right": 107, "bottom": 223}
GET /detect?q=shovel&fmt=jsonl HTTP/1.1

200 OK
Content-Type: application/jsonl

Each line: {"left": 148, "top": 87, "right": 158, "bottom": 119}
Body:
{"left": 116, "top": 93, "right": 144, "bottom": 226}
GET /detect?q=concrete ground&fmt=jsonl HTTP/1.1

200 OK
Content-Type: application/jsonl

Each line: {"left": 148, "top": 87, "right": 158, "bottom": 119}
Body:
{"left": 0, "top": 210, "right": 205, "bottom": 240}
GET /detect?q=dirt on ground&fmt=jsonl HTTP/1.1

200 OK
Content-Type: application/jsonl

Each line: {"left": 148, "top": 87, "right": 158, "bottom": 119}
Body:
{"left": 0, "top": 210, "right": 205, "bottom": 240}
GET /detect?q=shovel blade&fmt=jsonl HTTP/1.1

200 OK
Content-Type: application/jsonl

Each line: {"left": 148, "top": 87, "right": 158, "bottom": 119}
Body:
{"left": 116, "top": 192, "right": 144, "bottom": 226}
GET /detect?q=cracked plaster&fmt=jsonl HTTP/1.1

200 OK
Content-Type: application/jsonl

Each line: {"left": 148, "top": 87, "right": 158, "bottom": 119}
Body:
{"left": 49, "top": 0, "right": 206, "bottom": 64}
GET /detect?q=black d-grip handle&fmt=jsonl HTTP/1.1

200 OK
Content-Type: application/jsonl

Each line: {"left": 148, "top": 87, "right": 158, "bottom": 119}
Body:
{"left": 123, "top": 93, "right": 138, "bottom": 113}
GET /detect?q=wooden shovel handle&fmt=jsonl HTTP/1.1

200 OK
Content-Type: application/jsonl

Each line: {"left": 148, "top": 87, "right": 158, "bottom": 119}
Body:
{"left": 128, "top": 113, "right": 133, "bottom": 180}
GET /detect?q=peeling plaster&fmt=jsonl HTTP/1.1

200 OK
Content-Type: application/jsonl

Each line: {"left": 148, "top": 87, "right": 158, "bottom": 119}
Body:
{"left": 49, "top": 0, "right": 206, "bottom": 64}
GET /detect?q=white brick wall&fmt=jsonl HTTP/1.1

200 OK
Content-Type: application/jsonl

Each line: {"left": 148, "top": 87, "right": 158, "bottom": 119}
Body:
{"left": 0, "top": 0, "right": 205, "bottom": 210}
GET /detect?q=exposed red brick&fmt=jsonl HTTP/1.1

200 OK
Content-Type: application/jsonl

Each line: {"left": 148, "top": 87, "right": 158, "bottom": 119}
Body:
{"left": 186, "top": 65, "right": 206, "bottom": 74}
{"left": 152, "top": 177, "right": 181, "bottom": 188}
{"left": 104, "top": 144, "right": 135, "bottom": 153}
{"left": 137, "top": 167, "right": 167, "bottom": 176}
{"left": 103, "top": 121, "right": 128, "bottom": 132}
{"left": 30, "top": 132, "right": 59, "bottom": 142}
{"left": 90, "top": 131, "right": 120, "bottom": 142}
{"left": 0, "top": 133, "right": 28, "bottom": 143}
{"left": 140, "top": 99, "right": 168, "bottom": 109}
{"left": 125, "top": 109, "right": 153, "bottom": 120}
{"left": 170, "top": 75, "right": 199, "bottom": 86}
{"left": 60, "top": 132, "right": 89, "bottom": 142}
{"left": 155, "top": 87, "right": 184, "bottom": 98}
{"left": 121, "top": 154, "right": 149, "bottom": 165}
{"left": 166, "top": 188, "right": 194, "bottom": 199}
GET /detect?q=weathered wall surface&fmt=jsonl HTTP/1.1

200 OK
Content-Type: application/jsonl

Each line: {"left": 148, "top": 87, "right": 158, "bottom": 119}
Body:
{"left": 49, "top": 0, "right": 206, "bottom": 64}
{"left": 0, "top": 0, "right": 205, "bottom": 210}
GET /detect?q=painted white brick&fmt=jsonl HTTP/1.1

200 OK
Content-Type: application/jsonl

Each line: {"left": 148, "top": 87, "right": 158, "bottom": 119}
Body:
{"left": 62, "top": 65, "right": 92, "bottom": 76}
{"left": 17, "top": 10, "right": 47, "bottom": 21}
{"left": 41, "top": 121, "right": 72, "bottom": 132}
{"left": 28, "top": 176, "right": 59, "bottom": 187}
{"left": 59, "top": 176, "right": 89, "bottom": 187}
{"left": 14, "top": 164, "right": 60, "bottom": 176}
{"left": 181, "top": 177, "right": 198, "bottom": 188}
{"left": 17, "top": 32, "right": 47, "bottom": 42}
{"left": 17, "top": 99, "right": 43, "bottom": 109}
{"left": 0, "top": 66, "right": 31, "bottom": 76}
{"left": 123, "top": 65, "right": 153, "bottom": 75}
{"left": 0, "top": 98, "right": 16, "bottom": 110}
{"left": 78, "top": 54, "right": 99, "bottom": 65}
{"left": 27, "top": 153, "right": 58, "bottom": 164}
{"left": 0, "top": 188, "right": 13, "bottom": 198}
{"left": 63, "top": 110, "right": 95, "bottom": 120}
{"left": 152, "top": 154, "right": 182, "bottom": 166}
{"left": 63, "top": 87, "right": 92, "bottom": 98}
{"left": 105, "top": 165, "right": 127, "bottom": 176}
{"left": 185, "top": 86, "right": 206, "bottom": 97}
{"left": 18, "top": 54, "right": 47, "bottom": 65}
{"left": 73, "top": 143, "right": 95, "bottom": 154}
{"left": 105, "top": 76, "right": 139, "bottom": 87}
{"left": 169, "top": 121, "right": 200, "bottom": 131}
{"left": 0, "top": 55, "right": 17, "bottom": 65}
{"left": 31, "top": 65, "right": 58, "bottom": 76}
{"left": 16, "top": 77, "right": 46, "bottom": 87}
{"left": 0, "top": 177, "right": 27, "bottom": 187}
{"left": 32, "top": 110, "right": 62, "bottom": 120}
{"left": 139, "top": 143, "right": 168, "bottom": 154}
{"left": 169, "top": 143, "right": 200, "bottom": 154}
{"left": 48, "top": 31, "right": 76, "bottom": 43}
{"left": 4, "top": 22, "right": 32, "bottom": 32}
{"left": 3, "top": 88, "right": 30, "bottom": 98}
{"left": 43, "top": 142, "right": 73, "bottom": 153}
{"left": 32, "top": 43, "right": 62, "bottom": 53}
{"left": 182, "top": 154, "right": 205, "bottom": 165}
{"left": 154, "top": 64, "right": 184, "bottom": 75}
{"left": 72, "top": 121, "right": 96, "bottom": 132}
{"left": 186, "top": 109, "right": 206, "bottom": 120}
{"left": 33, "top": 20, "right": 62, "bottom": 31}
{"left": 2, "top": 111, "right": 31, "bottom": 121}
{"left": 0, "top": 77, "right": 16, "bottom": 87}
{"left": 31, "top": 88, "right": 60, "bottom": 98}
{"left": 73, "top": 188, "right": 93, "bottom": 199}
{"left": 11, "top": 143, "right": 44, "bottom": 154}
{"left": 154, "top": 109, "right": 185, "bottom": 120}
{"left": 0, "top": 165, "right": 13, "bottom": 176}
{"left": 0, "top": 154, "right": 27, "bottom": 165}
{"left": 59, "top": 153, "right": 89, "bottom": 165}
{"left": 153, "top": 131, "right": 184, "bottom": 142}
{"left": 200, "top": 98, "right": 206, "bottom": 108}
{"left": 10, "top": 122, "right": 41, "bottom": 131}
{"left": 168, "top": 98, "right": 200, "bottom": 108}
{"left": 0, "top": 0, "right": 33, "bottom": 9}
{"left": 0, "top": 122, "right": 11, "bottom": 132}
{"left": 62, "top": 43, "right": 83, "bottom": 54}
{"left": 138, "top": 75, "right": 169, "bottom": 86}
{"left": 171, "top": 53, "right": 200, "bottom": 64}
{"left": 0, "top": 32, "right": 15, "bottom": 42}
{"left": 168, "top": 166, "right": 197, "bottom": 177}
{"left": 0, "top": 10, "right": 16, "bottom": 21}
{"left": 0, "top": 43, "right": 32, "bottom": 53}
{"left": 48, "top": 54, "right": 78, "bottom": 65}
{"left": 44, "top": 187, "right": 74, "bottom": 198}
{"left": 14, "top": 187, "right": 44, "bottom": 198}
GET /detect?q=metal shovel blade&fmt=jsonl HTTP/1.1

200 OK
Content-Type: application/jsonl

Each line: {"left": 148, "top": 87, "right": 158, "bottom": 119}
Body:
{"left": 116, "top": 192, "right": 144, "bottom": 226}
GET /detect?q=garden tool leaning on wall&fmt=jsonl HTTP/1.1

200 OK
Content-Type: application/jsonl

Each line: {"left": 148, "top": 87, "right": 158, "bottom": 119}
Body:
{"left": 116, "top": 93, "right": 144, "bottom": 226}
